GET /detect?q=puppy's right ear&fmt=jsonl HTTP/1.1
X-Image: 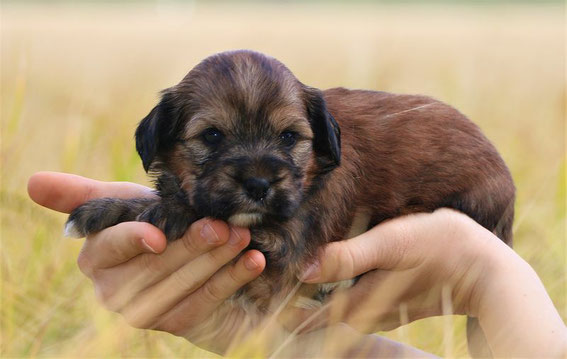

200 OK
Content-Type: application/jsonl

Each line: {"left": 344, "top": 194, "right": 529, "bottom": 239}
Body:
{"left": 135, "top": 106, "right": 160, "bottom": 172}
{"left": 303, "top": 86, "right": 341, "bottom": 173}
{"left": 135, "top": 91, "right": 181, "bottom": 172}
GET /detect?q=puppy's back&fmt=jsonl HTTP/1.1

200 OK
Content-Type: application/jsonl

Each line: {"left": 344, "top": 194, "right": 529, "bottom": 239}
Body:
{"left": 323, "top": 87, "right": 515, "bottom": 244}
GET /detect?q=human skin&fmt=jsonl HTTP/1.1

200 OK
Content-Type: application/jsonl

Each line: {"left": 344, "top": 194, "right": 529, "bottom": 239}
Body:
{"left": 28, "top": 172, "right": 566, "bottom": 357}
{"left": 27, "top": 172, "right": 439, "bottom": 357}
{"left": 27, "top": 172, "right": 270, "bottom": 354}
{"left": 299, "top": 209, "right": 567, "bottom": 358}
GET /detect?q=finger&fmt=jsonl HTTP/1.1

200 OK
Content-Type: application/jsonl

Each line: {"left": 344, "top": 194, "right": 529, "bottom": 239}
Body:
{"left": 120, "top": 228, "right": 252, "bottom": 329}
{"left": 79, "top": 222, "right": 166, "bottom": 274}
{"left": 278, "top": 303, "right": 331, "bottom": 335}
{"left": 300, "top": 216, "right": 418, "bottom": 283}
{"left": 28, "top": 171, "right": 155, "bottom": 213}
{"left": 157, "top": 218, "right": 233, "bottom": 274}
{"left": 154, "top": 250, "right": 265, "bottom": 336}
{"left": 326, "top": 268, "right": 438, "bottom": 333}
{"left": 333, "top": 270, "right": 403, "bottom": 332}
{"left": 92, "top": 219, "right": 235, "bottom": 308}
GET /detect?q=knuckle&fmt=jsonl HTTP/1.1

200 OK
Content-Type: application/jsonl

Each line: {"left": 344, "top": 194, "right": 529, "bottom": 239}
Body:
{"left": 383, "top": 220, "right": 418, "bottom": 269}
{"left": 205, "top": 248, "right": 225, "bottom": 267}
{"left": 110, "top": 244, "right": 128, "bottom": 263}
{"left": 82, "top": 182, "right": 97, "bottom": 205}
{"left": 226, "top": 264, "right": 242, "bottom": 285}
{"left": 180, "top": 232, "right": 202, "bottom": 255}
{"left": 93, "top": 282, "right": 116, "bottom": 310}
{"left": 171, "top": 268, "right": 197, "bottom": 291}
{"left": 440, "top": 208, "right": 468, "bottom": 231}
{"left": 105, "top": 226, "right": 133, "bottom": 260}
{"left": 120, "top": 304, "right": 156, "bottom": 330}
{"left": 141, "top": 252, "right": 166, "bottom": 274}
{"left": 92, "top": 272, "right": 123, "bottom": 312}
{"left": 122, "top": 312, "right": 151, "bottom": 330}
{"left": 389, "top": 224, "right": 411, "bottom": 265}
{"left": 342, "top": 245, "right": 358, "bottom": 278}
{"left": 394, "top": 226, "right": 410, "bottom": 253}
{"left": 155, "top": 320, "right": 183, "bottom": 336}
{"left": 201, "top": 279, "right": 225, "bottom": 303}
{"left": 77, "top": 249, "right": 93, "bottom": 277}
{"left": 155, "top": 315, "right": 195, "bottom": 337}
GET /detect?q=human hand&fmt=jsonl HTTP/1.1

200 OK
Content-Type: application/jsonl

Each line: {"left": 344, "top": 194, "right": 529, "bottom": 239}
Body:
{"left": 299, "top": 208, "right": 490, "bottom": 332}
{"left": 300, "top": 208, "right": 567, "bottom": 357}
{"left": 27, "top": 172, "right": 268, "bottom": 355}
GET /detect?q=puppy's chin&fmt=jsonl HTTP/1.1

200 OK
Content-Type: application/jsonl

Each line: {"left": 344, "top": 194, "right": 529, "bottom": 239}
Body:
{"left": 227, "top": 213, "right": 263, "bottom": 227}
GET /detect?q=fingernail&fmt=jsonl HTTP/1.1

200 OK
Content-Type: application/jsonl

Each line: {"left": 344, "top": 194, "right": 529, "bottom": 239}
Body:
{"left": 201, "top": 222, "right": 220, "bottom": 245}
{"left": 228, "top": 228, "right": 243, "bottom": 246}
{"left": 141, "top": 238, "right": 157, "bottom": 253}
{"left": 300, "top": 261, "right": 320, "bottom": 282}
{"left": 244, "top": 256, "right": 259, "bottom": 271}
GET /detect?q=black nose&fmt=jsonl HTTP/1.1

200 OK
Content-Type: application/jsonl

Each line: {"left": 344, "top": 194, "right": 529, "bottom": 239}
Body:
{"left": 244, "top": 177, "right": 270, "bottom": 201}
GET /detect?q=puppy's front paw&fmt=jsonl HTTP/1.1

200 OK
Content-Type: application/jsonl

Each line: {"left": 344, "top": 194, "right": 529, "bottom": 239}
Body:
{"left": 137, "top": 203, "right": 193, "bottom": 242}
{"left": 65, "top": 197, "right": 155, "bottom": 238}
{"left": 64, "top": 220, "right": 82, "bottom": 238}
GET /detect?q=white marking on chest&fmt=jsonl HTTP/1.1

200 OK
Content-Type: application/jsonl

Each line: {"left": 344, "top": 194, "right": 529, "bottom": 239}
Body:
{"left": 293, "top": 209, "right": 372, "bottom": 309}
{"left": 325, "top": 209, "right": 372, "bottom": 290}
{"left": 227, "top": 213, "right": 263, "bottom": 227}
{"left": 346, "top": 208, "right": 372, "bottom": 238}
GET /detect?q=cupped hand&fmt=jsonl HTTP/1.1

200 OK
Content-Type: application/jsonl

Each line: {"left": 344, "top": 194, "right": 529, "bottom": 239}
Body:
{"left": 300, "top": 208, "right": 499, "bottom": 333}
{"left": 27, "top": 172, "right": 268, "bottom": 355}
{"left": 300, "top": 209, "right": 567, "bottom": 358}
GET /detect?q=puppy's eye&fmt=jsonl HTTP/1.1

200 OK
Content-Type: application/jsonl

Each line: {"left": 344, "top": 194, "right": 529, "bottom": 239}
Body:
{"left": 202, "top": 128, "right": 223, "bottom": 145}
{"left": 279, "top": 131, "right": 297, "bottom": 148}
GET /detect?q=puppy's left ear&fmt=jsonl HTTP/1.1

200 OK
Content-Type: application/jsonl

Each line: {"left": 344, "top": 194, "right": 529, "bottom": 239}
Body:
{"left": 135, "top": 91, "right": 182, "bottom": 172}
{"left": 304, "top": 87, "right": 341, "bottom": 173}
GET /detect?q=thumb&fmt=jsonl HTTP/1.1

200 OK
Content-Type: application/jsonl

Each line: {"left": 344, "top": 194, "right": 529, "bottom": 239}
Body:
{"left": 28, "top": 171, "right": 155, "bottom": 214}
{"left": 300, "top": 217, "right": 414, "bottom": 283}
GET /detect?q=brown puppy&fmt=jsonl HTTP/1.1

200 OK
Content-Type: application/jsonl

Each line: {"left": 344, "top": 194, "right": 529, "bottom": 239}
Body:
{"left": 66, "top": 50, "right": 514, "bottom": 352}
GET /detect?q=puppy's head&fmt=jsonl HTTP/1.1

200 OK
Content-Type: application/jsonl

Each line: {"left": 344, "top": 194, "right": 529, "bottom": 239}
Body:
{"left": 136, "top": 50, "right": 340, "bottom": 227}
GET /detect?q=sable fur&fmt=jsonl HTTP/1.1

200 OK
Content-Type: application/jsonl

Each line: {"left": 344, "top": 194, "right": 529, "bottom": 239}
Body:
{"left": 67, "top": 50, "right": 515, "bottom": 317}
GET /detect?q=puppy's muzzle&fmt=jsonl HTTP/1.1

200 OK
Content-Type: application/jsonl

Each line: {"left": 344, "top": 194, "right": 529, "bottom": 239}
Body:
{"left": 233, "top": 154, "right": 284, "bottom": 205}
{"left": 243, "top": 177, "right": 270, "bottom": 201}
{"left": 219, "top": 154, "right": 301, "bottom": 227}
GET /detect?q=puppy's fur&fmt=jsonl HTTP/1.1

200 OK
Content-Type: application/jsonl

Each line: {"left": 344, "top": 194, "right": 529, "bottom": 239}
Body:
{"left": 67, "top": 50, "right": 514, "bottom": 353}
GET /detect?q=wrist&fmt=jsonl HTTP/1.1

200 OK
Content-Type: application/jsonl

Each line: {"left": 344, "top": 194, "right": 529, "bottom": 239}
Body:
{"left": 446, "top": 216, "right": 514, "bottom": 318}
{"left": 473, "top": 243, "right": 525, "bottom": 314}
{"left": 471, "top": 245, "right": 567, "bottom": 357}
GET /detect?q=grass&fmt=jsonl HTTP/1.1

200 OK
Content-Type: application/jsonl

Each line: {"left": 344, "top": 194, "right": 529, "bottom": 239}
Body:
{"left": 1, "top": 2, "right": 565, "bottom": 357}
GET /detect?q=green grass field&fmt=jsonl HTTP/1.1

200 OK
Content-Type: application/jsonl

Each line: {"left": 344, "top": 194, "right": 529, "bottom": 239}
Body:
{"left": 1, "top": 3, "right": 564, "bottom": 357}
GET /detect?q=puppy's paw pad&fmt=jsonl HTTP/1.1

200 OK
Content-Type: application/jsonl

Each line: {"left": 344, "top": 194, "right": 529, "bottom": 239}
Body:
{"left": 64, "top": 220, "right": 83, "bottom": 238}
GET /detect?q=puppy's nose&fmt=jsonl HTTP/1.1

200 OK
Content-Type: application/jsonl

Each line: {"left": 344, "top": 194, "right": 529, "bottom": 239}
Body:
{"left": 244, "top": 177, "right": 270, "bottom": 201}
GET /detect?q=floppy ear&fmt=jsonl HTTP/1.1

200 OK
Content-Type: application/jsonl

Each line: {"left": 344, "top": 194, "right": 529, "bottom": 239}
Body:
{"left": 135, "top": 91, "right": 181, "bottom": 172}
{"left": 304, "top": 86, "right": 341, "bottom": 173}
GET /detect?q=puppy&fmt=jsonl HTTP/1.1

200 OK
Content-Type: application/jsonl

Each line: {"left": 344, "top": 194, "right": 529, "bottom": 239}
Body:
{"left": 66, "top": 49, "right": 514, "bottom": 333}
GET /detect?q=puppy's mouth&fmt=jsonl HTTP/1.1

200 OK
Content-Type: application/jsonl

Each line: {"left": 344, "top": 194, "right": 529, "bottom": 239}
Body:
{"left": 227, "top": 212, "right": 263, "bottom": 227}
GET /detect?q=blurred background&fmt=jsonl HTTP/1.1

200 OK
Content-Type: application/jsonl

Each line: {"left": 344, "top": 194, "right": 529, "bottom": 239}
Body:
{"left": 1, "top": 0, "right": 564, "bottom": 357}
